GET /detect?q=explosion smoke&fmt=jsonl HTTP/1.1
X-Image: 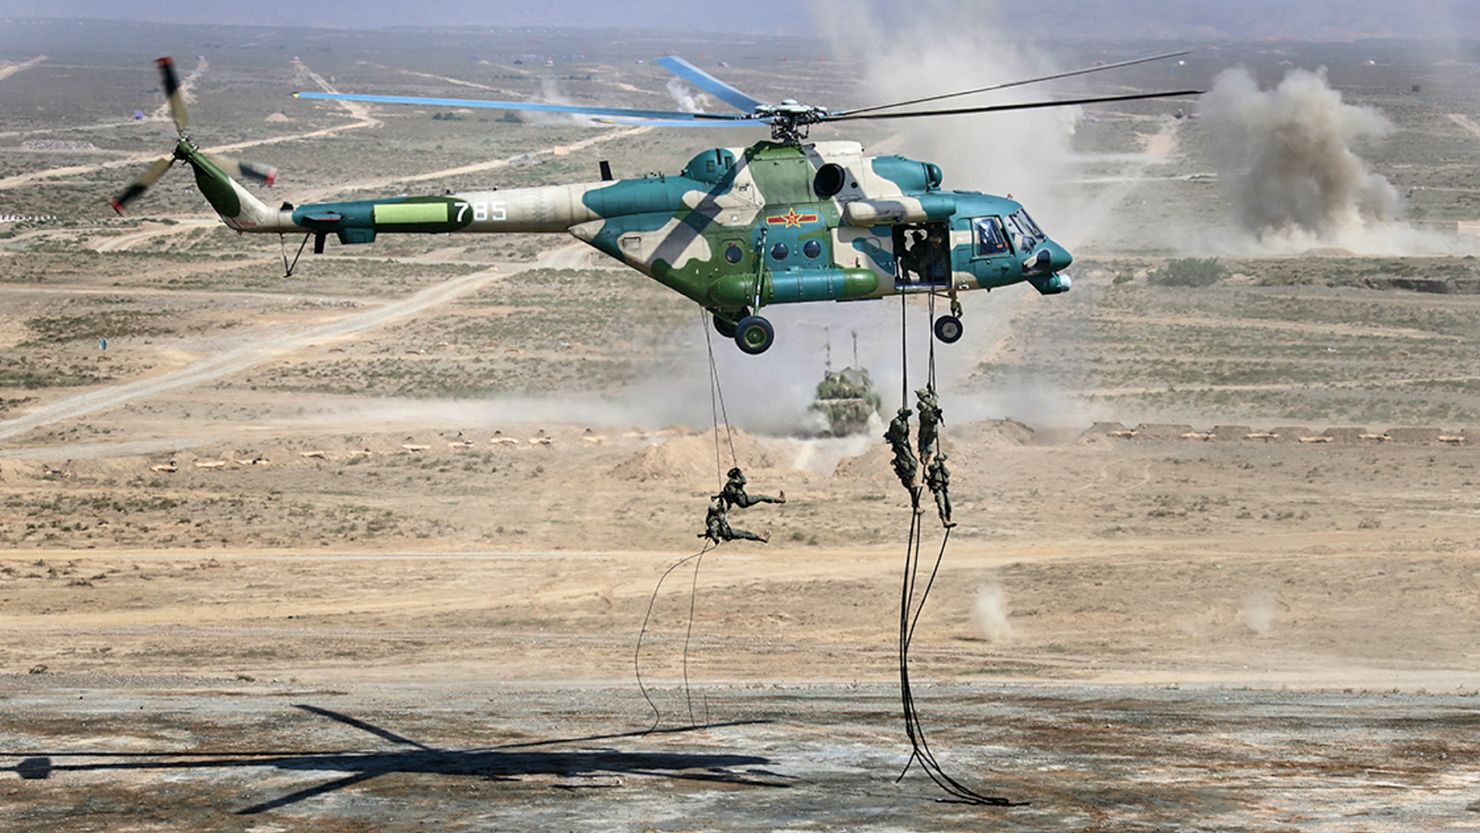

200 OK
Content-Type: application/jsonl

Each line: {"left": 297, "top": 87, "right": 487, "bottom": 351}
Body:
{"left": 666, "top": 78, "right": 707, "bottom": 114}
{"left": 1202, "top": 67, "right": 1408, "bottom": 252}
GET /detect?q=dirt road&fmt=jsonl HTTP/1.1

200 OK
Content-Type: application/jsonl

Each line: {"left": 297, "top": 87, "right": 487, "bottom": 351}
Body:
{"left": 0, "top": 59, "right": 377, "bottom": 191}
{"left": 0, "top": 267, "right": 490, "bottom": 443}
{"left": 0, "top": 55, "right": 46, "bottom": 83}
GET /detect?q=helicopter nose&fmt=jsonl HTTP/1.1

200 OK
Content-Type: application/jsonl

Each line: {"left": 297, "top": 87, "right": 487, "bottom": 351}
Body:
{"left": 1044, "top": 238, "right": 1073, "bottom": 272}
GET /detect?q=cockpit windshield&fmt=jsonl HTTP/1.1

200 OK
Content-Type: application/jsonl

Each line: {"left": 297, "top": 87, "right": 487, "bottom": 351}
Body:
{"left": 1004, "top": 210, "right": 1043, "bottom": 253}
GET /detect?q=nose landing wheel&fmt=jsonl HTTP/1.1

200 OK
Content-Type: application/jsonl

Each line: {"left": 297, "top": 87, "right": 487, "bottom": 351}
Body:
{"left": 933, "top": 314, "right": 963, "bottom": 344}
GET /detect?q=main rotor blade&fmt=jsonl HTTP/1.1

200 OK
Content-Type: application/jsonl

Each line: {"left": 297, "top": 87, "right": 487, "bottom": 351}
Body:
{"left": 654, "top": 56, "right": 764, "bottom": 113}
{"left": 205, "top": 152, "right": 278, "bottom": 186}
{"left": 111, "top": 156, "right": 173, "bottom": 214}
{"left": 292, "top": 91, "right": 746, "bottom": 123}
{"left": 836, "top": 50, "right": 1192, "bottom": 117}
{"left": 592, "top": 117, "right": 768, "bottom": 128}
{"left": 824, "top": 89, "right": 1202, "bottom": 123}
{"left": 155, "top": 56, "right": 189, "bottom": 134}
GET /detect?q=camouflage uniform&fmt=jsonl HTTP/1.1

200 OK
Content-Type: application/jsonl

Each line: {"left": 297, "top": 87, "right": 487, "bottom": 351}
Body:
{"left": 884, "top": 407, "right": 919, "bottom": 498}
{"left": 718, "top": 467, "right": 784, "bottom": 510}
{"left": 701, "top": 498, "right": 767, "bottom": 545}
{"left": 916, "top": 387, "right": 943, "bottom": 462}
{"left": 926, "top": 453, "right": 956, "bottom": 528}
{"left": 925, "top": 229, "right": 949, "bottom": 284}
{"left": 899, "top": 229, "right": 928, "bottom": 284}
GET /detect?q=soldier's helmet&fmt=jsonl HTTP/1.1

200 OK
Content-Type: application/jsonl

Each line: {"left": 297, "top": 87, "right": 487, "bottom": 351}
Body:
{"left": 727, "top": 466, "right": 742, "bottom": 478}
{"left": 897, "top": 407, "right": 912, "bottom": 417}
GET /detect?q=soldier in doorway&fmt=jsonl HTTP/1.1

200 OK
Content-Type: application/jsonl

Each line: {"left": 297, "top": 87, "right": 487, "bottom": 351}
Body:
{"left": 898, "top": 228, "right": 929, "bottom": 285}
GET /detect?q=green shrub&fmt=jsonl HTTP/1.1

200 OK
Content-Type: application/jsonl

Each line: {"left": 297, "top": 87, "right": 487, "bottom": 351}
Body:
{"left": 1147, "top": 258, "right": 1229, "bottom": 288}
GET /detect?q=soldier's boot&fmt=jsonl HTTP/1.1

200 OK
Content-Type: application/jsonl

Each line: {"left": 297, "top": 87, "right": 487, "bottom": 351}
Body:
{"left": 937, "top": 494, "right": 956, "bottom": 528}
{"left": 776, "top": 490, "right": 786, "bottom": 504}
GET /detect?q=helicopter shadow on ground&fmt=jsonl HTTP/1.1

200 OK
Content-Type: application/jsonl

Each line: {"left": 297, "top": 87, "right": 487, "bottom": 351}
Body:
{"left": 3, "top": 704, "right": 788, "bottom": 815}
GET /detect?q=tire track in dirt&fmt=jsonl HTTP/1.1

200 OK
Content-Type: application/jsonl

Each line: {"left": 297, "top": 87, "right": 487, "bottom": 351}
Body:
{"left": 0, "top": 243, "right": 586, "bottom": 444}
{"left": 0, "top": 54, "right": 46, "bottom": 82}
{"left": 0, "top": 59, "right": 377, "bottom": 191}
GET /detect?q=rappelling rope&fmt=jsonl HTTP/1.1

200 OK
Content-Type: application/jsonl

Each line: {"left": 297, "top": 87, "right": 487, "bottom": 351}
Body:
{"left": 699, "top": 310, "right": 739, "bottom": 485}
{"left": 892, "top": 291, "right": 1015, "bottom": 806}
{"left": 635, "top": 541, "right": 715, "bottom": 733}
{"left": 632, "top": 309, "right": 748, "bottom": 734}
{"left": 682, "top": 546, "right": 710, "bottom": 728}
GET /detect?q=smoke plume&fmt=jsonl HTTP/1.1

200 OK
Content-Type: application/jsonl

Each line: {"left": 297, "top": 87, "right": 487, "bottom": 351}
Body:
{"left": 1238, "top": 590, "right": 1276, "bottom": 637}
{"left": 1201, "top": 67, "right": 1414, "bottom": 253}
{"left": 666, "top": 78, "right": 708, "bottom": 114}
{"left": 970, "top": 582, "right": 1014, "bottom": 643}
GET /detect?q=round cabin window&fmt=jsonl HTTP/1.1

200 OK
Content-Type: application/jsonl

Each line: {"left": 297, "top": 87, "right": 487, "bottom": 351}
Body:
{"left": 724, "top": 244, "right": 743, "bottom": 264}
{"left": 770, "top": 242, "right": 789, "bottom": 261}
{"left": 803, "top": 239, "right": 822, "bottom": 259}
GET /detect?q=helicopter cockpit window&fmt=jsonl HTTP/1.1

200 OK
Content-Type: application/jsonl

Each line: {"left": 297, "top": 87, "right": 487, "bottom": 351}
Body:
{"left": 1017, "top": 210, "right": 1043, "bottom": 238}
{"left": 1005, "top": 210, "right": 1042, "bottom": 252}
{"left": 974, "top": 217, "right": 1008, "bottom": 256}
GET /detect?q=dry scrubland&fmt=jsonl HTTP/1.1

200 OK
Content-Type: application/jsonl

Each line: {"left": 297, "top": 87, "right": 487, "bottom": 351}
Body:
{"left": 1, "top": 23, "right": 1479, "bottom": 832}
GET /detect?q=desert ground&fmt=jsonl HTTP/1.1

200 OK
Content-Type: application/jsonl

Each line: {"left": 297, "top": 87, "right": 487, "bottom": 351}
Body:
{"left": 1, "top": 21, "right": 1479, "bottom": 832}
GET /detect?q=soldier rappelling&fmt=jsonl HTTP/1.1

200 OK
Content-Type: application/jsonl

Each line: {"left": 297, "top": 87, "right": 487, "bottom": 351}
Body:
{"left": 884, "top": 406, "right": 920, "bottom": 502}
{"left": 700, "top": 497, "right": 769, "bottom": 545}
{"left": 915, "top": 387, "right": 943, "bottom": 463}
{"left": 925, "top": 452, "right": 956, "bottom": 529}
{"left": 717, "top": 467, "right": 785, "bottom": 510}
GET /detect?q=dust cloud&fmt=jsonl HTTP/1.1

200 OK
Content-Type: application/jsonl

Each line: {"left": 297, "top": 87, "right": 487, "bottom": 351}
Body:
{"left": 1238, "top": 590, "right": 1276, "bottom": 637}
{"left": 666, "top": 78, "right": 707, "bottom": 114}
{"left": 1202, "top": 67, "right": 1448, "bottom": 255}
{"left": 970, "top": 582, "right": 1014, "bottom": 643}
{"left": 808, "top": 0, "right": 1082, "bottom": 238}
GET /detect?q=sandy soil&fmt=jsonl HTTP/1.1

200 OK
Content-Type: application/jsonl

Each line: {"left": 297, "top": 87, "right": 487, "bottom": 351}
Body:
{"left": 3, "top": 32, "right": 1480, "bottom": 832}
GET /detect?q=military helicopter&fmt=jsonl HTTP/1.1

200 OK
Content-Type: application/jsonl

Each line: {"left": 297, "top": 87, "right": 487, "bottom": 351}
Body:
{"left": 114, "top": 54, "right": 1197, "bottom": 354}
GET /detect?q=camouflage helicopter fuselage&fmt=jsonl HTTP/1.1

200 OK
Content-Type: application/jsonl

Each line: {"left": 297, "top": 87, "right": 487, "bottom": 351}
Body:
{"left": 187, "top": 137, "right": 1073, "bottom": 351}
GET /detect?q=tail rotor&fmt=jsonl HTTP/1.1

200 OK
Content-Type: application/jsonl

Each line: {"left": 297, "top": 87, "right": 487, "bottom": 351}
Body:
{"left": 110, "top": 156, "right": 173, "bottom": 215}
{"left": 155, "top": 56, "right": 189, "bottom": 135}
{"left": 110, "top": 56, "right": 277, "bottom": 215}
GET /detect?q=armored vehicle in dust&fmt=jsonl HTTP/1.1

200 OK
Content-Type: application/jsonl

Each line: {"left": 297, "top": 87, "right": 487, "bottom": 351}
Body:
{"left": 809, "top": 366, "right": 883, "bottom": 437}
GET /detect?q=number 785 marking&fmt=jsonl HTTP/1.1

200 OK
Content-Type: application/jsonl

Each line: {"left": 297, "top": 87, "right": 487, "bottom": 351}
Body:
{"left": 455, "top": 201, "right": 506, "bottom": 222}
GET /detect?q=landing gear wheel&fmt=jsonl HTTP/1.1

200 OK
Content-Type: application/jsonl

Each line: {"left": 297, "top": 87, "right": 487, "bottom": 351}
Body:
{"left": 711, "top": 307, "right": 749, "bottom": 340}
{"left": 934, "top": 314, "right": 964, "bottom": 344}
{"left": 734, "top": 315, "right": 775, "bottom": 355}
